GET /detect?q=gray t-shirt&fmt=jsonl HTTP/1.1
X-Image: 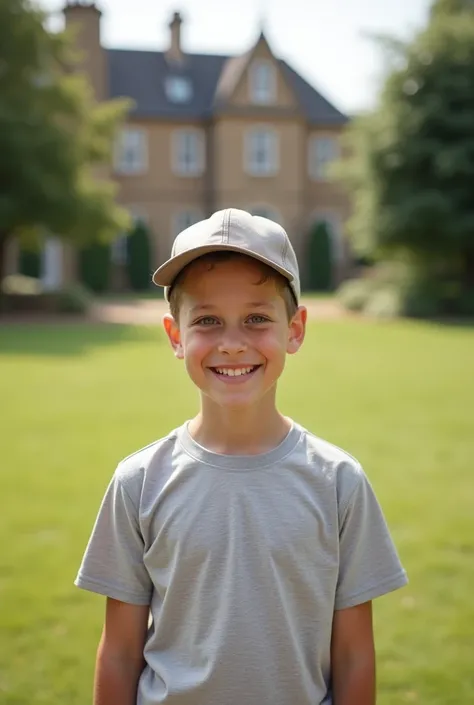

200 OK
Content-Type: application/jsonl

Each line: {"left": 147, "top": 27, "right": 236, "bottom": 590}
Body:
{"left": 75, "top": 421, "right": 407, "bottom": 705}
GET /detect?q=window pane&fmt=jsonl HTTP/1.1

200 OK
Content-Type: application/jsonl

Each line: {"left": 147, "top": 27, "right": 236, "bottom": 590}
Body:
{"left": 116, "top": 129, "right": 146, "bottom": 174}
{"left": 310, "top": 136, "right": 339, "bottom": 179}
{"left": 250, "top": 60, "right": 275, "bottom": 103}
{"left": 175, "top": 131, "right": 204, "bottom": 175}
{"left": 247, "top": 129, "right": 277, "bottom": 175}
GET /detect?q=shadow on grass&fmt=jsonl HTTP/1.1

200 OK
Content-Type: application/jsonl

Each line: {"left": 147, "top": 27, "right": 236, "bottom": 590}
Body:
{"left": 0, "top": 323, "right": 164, "bottom": 357}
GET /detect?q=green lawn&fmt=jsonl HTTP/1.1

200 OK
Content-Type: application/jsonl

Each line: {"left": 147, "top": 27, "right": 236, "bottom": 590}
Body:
{"left": 0, "top": 319, "right": 473, "bottom": 704}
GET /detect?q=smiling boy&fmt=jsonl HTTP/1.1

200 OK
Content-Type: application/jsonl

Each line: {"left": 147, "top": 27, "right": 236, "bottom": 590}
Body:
{"left": 75, "top": 208, "right": 407, "bottom": 705}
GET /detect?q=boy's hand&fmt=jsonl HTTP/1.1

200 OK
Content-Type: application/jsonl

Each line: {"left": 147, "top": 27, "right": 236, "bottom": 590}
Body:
{"left": 94, "top": 598, "right": 150, "bottom": 705}
{"left": 330, "top": 601, "right": 376, "bottom": 705}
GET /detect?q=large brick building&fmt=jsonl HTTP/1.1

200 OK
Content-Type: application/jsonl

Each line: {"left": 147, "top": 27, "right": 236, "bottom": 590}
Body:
{"left": 9, "top": 1, "right": 353, "bottom": 289}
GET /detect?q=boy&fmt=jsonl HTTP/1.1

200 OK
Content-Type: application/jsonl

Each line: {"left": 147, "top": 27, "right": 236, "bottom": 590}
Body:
{"left": 75, "top": 208, "right": 408, "bottom": 705}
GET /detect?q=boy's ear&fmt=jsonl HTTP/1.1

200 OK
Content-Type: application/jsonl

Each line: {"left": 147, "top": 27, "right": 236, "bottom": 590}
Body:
{"left": 163, "top": 314, "right": 184, "bottom": 359}
{"left": 287, "top": 306, "right": 307, "bottom": 355}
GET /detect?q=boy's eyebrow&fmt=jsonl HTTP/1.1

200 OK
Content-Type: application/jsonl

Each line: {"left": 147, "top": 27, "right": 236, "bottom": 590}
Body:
{"left": 189, "top": 302, "right": 276, "bottom": 314}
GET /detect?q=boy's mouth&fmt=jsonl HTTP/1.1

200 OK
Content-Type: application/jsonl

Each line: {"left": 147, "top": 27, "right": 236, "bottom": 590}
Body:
{"left": 209, "top": 365, "right": 262, "bottom": 380}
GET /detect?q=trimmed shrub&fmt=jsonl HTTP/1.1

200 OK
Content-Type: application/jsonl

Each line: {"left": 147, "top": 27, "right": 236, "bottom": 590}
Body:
{"left": 79, "top": 242, "right": 110, "bottom": 293}
{"left": 306, "top": 222, "right": 333, "bottom": 291}
{"left": 19, "top": 247, "right": 41, "bottom": 279}
{"left": 127, "top": 220, "right": 151, "bottom": 291}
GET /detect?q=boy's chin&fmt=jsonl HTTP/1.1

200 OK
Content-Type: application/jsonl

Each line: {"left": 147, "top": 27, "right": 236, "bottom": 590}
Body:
{"left": 201, "top": 389, "right": 262, "bottom": 410}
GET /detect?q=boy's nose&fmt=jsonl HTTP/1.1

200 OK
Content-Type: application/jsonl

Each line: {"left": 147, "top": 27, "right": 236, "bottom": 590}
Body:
{"left": 217, "top": 332, "right": 247, "bottom": 355}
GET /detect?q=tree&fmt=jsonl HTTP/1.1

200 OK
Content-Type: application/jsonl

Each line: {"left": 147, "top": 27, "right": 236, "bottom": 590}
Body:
{"left": 0, "top": 0, "right": 131, "bottom": 290}
{"left": 337, "top": 0, "right": 474, "bottom": 295}
{"left": 127, "top": 220, "right": 152, "bottom": 291}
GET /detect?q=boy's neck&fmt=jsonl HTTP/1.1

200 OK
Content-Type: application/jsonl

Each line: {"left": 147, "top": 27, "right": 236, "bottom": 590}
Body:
{"left": 188, "top": 401, "right": 291, "bottom": 456}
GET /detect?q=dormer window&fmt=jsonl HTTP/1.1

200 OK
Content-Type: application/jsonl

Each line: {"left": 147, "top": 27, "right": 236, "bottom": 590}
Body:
{"left": 165, "top": 76, "right": 193, "bottom": 104}
{"left": 249, "top": 60, "right": 276, "bottom": 104}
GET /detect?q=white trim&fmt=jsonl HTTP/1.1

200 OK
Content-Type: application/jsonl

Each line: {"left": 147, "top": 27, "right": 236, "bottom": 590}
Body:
{"left": 308, "top": 135, "right": 339, "bottom": 181}
{"left": 41, "top": 237, "right": 63, "bottom": 291}
{"left": 244, "top": 126, "right": 279, "bottom": 176}
{"left": 172, "top": 209, "right": 204, "bottom": 237}
{"left": 249, "top": 59, "right": 277, "bottom": 104}
{"left": 172, "top": 129, "right": 205, "bottom": 177}
{"left": 114, "top": 128, "right": 148, "bottom": 175}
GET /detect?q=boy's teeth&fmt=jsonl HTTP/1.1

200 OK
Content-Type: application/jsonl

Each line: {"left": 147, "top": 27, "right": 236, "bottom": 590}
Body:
{"left": 215, "top": 366, "right": 255, "bottom": 377}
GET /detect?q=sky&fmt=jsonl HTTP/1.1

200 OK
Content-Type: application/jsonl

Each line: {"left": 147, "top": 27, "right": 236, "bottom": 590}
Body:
{"left": 39, "top": 0, "right": 433, "bottom": 114}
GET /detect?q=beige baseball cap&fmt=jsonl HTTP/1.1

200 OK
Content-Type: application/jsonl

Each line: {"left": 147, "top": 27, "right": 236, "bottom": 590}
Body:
{"left": 152, "top": 208, "right": 300, "bottom": 303}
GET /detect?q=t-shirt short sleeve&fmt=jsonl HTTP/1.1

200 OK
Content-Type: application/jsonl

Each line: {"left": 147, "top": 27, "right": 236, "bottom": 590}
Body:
{"left": 75, "top": 470, "right": 152, "bottom": 605}
{"left": 335, "top": 464, "right": 408, "bottom": 610}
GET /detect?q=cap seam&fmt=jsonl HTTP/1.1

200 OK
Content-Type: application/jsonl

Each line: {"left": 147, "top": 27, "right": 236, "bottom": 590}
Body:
{"left": 281, "top": 231, "right": 288, "bottom": 268}
{"left": 223, "top": 208, "right": 229, "bottom": 244}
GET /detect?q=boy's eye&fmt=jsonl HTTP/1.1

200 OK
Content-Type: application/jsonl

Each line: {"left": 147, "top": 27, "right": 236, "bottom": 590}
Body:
{"left": 194, "top": 316, "right": 220, "bottom": 326}
{"left": 247, "top": 314, "right": 270, "bottom": 324}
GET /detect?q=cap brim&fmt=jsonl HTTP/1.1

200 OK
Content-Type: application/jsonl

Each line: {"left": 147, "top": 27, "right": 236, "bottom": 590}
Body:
{"left": 152, "top": 244, "right": 294, "bottom": 299}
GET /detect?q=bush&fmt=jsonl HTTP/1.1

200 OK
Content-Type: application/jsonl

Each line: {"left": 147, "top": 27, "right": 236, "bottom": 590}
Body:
{"left": 127, "top": 220, "right": 151, "bottom": 291}
{"left": 306, "top": 222, "right": 333, "bottom": 291}
{"left": 1, "top": 275, "right": 93, "bottom": 315}
{"left": 400, "top": 277, "right": 445, "bottom": 318}
{"left": 457, "top": 288, "right": 474, "bottom": 316}
{"left": 337, "top": 278, "right": 374, "bottom": 311}
{"left": 79, "top": 242, "right": 110, "bottom": 293}
{"left": 56, "top": 283, "right": 93, "bottom": 314}
{"left": 2, "top": 274, "right": 43, "bottom": 295}
{"left": 364, "top": 287, "right": 403, "bottom": 319}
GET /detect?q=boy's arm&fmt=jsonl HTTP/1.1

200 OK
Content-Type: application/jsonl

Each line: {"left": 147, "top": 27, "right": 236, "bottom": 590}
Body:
{"left": 330, "top": 601, "right": 376, "bottom": 705}
{"left": 94, "top": 598, "right": 150, "bottom": 705}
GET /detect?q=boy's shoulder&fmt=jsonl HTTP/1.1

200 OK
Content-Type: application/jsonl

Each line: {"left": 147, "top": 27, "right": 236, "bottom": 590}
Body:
{"left": 295, "top": 423, "right": 367, "bottom": 504}
{"left": 112, "top": 425, "right": 182, "bottom": 491}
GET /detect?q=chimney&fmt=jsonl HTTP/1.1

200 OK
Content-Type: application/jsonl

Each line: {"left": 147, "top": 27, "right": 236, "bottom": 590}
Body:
{"left": 167, "top": 11, "right": 184, "bottom": 65}
{"left": 63, "top": 2, "right": 106, "bottom": 100}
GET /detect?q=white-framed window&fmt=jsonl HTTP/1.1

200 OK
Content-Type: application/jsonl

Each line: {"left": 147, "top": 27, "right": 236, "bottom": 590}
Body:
{"left": 114, "top": 128, "right": 148, "bottom": 175}
{"left": 249, "top": 59, "right": 276, "bottom": 104}
{"left": 173, "top": 129, "right": 205, "bottom": 176}
{"left": 308, "top": 135, "right": 340, "bottom": 180}
{"left": 173, "top": 209, "right": 203, "bottom": 236}
{"left": 165, "top": 76, "right": 193, "bottom": 104}
{"left": 245, "top": 127, "right": 279, "bottom": 176}
{"left": 248, "top": 206, "right": 282, "bottom": 224}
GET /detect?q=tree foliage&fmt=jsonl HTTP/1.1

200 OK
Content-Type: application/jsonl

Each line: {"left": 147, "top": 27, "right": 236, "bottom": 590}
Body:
{"left": 0, "top": 0, "right": 132, "bottom": 282}
{"left": 337, "top": 0, "right": 474, "bottom": 290}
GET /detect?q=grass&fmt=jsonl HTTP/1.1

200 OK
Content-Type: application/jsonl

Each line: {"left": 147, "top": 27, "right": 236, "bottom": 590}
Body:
{"left": 0, "top": 318, "right": 473, "bottom": 704}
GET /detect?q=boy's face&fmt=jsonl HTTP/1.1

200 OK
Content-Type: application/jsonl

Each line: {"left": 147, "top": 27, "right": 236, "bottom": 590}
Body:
{"left": 163, "top": 257, "right": 306, "bottom": 411}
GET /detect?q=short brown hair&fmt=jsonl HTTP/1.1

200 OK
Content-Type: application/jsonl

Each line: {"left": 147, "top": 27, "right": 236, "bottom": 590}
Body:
{"left": 168, "top": 252, "right": 298, "bottom": 321}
